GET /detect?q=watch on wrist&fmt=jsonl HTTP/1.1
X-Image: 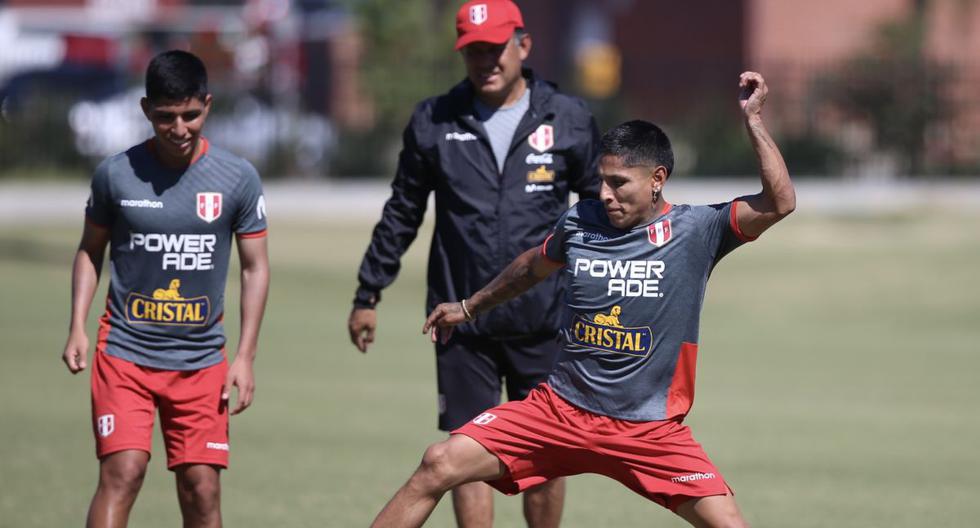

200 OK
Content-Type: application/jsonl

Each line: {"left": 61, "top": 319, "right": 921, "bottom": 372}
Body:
{"left": 352, "top": 287, "right": 381, "bottom": 309}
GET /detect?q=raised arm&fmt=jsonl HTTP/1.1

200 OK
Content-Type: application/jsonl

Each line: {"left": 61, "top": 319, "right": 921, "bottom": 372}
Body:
{"left": 734, "top": 71, "right": 796, "bottom": 239}
{"left": 422, "top": 246, "right": 563, "bottom": 343}
{"left": 62, "top": 221, "right": 110, "bottom": 374}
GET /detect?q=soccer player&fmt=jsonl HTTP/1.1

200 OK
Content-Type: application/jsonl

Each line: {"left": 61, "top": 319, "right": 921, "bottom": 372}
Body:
{"left": 349, "top": 1, "right": 599, "bottom": 525}
{"left": 61, "top": 50, "right": 270, "bottom": 528}
{"left": 370, "top": 71, "right": 795, "bottom": 528}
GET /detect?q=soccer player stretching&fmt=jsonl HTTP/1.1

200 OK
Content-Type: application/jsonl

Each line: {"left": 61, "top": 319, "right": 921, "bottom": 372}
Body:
{"left": 62, "top": 50, "right": 270, "bottom": 528}
{"left": 371, "top": 72, "right": 794, "bottom": 528}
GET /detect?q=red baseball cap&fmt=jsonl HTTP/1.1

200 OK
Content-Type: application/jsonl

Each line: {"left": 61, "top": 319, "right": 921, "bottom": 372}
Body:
{"left": 455, "top": 0, "right": 525, "bottom": 51}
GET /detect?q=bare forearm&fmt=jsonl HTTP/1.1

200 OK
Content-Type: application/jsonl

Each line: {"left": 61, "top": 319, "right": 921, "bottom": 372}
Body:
{"left": 237, "top": 263, "right": 269, "bottom": 361}
{"left": 745, "top": 115, "right": 795, "bottom": 215}
{"left": 467, "top": 248, "right": 547, "bottom": 317}
{"left": 69, "top": 249, "right": 103, "bottom": 331}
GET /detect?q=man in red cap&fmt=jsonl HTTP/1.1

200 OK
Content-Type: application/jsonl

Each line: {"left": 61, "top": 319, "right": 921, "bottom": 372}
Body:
{"left": 349, "top": 0, "right": 601, "bottom": 526}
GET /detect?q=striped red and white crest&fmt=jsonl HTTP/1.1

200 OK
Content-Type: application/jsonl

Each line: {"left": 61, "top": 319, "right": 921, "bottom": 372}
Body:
{"left": 469, "top": 4, "right": 488, "bottom": 24}
{"left": 97, "top": 414, "right": 115, "bottom": 438}
{"left": 647, "top": 219, "right": 672, "bottom": 247}
{"left": 528, "top": 124, "right": 554, "bottom": 152}
{"left": 197, "top": 192, "right": 222, "bottom": 223}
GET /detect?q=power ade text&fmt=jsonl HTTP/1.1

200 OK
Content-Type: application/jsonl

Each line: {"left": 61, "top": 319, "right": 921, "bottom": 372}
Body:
{"left": 573, "top": 258, "right": 666, "bottom": 298}
{"left": 130, "top": 233, "right": 216, "bottom": 271}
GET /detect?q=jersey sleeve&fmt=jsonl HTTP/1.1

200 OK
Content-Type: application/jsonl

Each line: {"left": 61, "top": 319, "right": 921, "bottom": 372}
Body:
{"left": 85, "top": 159, "right": 114, "bottom": 227}
{"left": 693, "top": 201, "right": 755, "bottom": 264}
{"left": 233, "top": 160, "right": 268, "bottom": 238}
{"left": 541, "top": 207, "right": 574, "bottom": 264}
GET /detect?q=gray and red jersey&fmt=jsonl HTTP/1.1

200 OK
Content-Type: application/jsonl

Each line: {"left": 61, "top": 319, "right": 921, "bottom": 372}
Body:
{"left": 86, "top": 139, "right": 267, "bottom": 371}
{"left": 542, "top": 199, "right": 754, "bottom": 421}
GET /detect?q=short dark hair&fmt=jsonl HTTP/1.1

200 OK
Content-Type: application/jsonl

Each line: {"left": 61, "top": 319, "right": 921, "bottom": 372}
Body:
{"left": 599, "top": 120, "right": 674, "bottom": 176}
{"left": 145, "top": 50, "right": 208, "bottom": 103}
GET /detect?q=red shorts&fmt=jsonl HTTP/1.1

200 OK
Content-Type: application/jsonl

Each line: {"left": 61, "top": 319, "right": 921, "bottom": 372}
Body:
{"left": 453, "top": 384, "right": 732, "bottom": 512}
{"left": 91, "top": 350, "right": 229, "bottom": 470}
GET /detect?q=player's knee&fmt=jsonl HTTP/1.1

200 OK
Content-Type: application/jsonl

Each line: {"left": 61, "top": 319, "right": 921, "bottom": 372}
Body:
{"left": 99, "top": 457, "right": 147, "bottom": 496}
{"left": 417, "top": 441, "right": 461, "bottom": 491}
{"left": 178, "top": 473, "right": 220, "bottom": 506}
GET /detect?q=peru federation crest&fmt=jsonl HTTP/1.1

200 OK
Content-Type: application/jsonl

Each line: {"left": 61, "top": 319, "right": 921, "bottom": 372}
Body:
{"left": 528, "top": 124, "right": 554, "bottom": 153}
{"left": 647, "top": 219, "right": 672, "bottom": 247}
{"left": 197, "top": 192, "right": 222, "bottom": 223}
{"left": 97, "top": 414, "right": 115, "bottom": 438}
{"left": 469, "top": 4, "right": 488, "bottom": 25}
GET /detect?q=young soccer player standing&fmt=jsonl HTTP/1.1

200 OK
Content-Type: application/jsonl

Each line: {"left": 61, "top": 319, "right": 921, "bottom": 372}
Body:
{"left": 371, "top": 71, "right": 794, "bottom": 528}
{"left": 62, "top": 50, "right": 270, "bottom": 528}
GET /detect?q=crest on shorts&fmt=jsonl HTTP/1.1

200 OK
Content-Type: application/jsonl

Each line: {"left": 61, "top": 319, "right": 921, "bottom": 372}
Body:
{"left": 528, "top": 124, "right": 554, "bottom": 153}
{"left": 647, "top": 219, "right": 672, "bottom": 247}
{"left": 196, "top": 192, "right": 222, "bottom": 223}
{"left": 97, "top": 414, "right": 115, "bottom": 438}
{"left": 469, "top": 4, "right": 488, "bottom": 25}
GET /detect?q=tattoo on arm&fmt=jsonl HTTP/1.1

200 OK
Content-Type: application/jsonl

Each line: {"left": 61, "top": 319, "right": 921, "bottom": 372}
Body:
{"left": 469, "top": 250, "right": 546, "bottom": 316}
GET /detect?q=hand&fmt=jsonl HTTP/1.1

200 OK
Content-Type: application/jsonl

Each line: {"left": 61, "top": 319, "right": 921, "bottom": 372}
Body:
{"left": 348, "top": 307, "right": 377, "bottom": 353}
{"left": 62, "top": 329, "right": 89, "bottom": 374}
{"left": 222, "top": 357, "right": 255, "bottom": 415}
{"left": 738, "top": 71, "right": 768, "bottom": 119}
{"left": 422, "top": 302, "right": 468, "bottom": 344}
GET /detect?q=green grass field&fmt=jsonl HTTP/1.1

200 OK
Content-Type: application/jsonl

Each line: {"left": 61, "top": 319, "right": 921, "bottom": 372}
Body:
{"left": 1, "top": 211, "right": 979, "bottom": 527}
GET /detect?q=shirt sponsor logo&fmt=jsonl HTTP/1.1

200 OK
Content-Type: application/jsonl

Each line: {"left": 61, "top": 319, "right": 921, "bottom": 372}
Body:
{"left": 647, "top": 219, "right": 672, "bottom": 247}
{"left": 527, "top": 165, "right": 555, "bottom": 183}
{"left": 445, "top": 131, "right": 478, "bottom": 142}
{"left": 527, "top": 124, "right": 554, "bottom": 152}
{"left": 582, "top": 231, "right": 610, "bottom": 242}
{"left": 130, "top": 232, "right": 216, "bottom": 271}
{"left": 256, "top": 195, "right": 267, "bottom": 221}
{"left": 469, "top": 4, "right": 488, "bottom": 25}
{"left": 671, "top": 472, "right": 716, "bottom": 483}
{"left": 569, "top": 306, "right": 653, "bottom": 358}
{"left": 525, "top": 152, "right": 554, "bottom": 165}
{"left": 126, "top": 279, "right": 210, "bottom": 326}
{"left": 525, "top": 183, "right": 554, "bottom": 193}
{"left": 96, "top": 414, "right": 115, "bottom": 438}
{"left": 206, "top": 442, "right": 230, "bottom": 451}
{"left": 573, "top": 258, "right": 666, "bottom": 298}
{"left": 120, "top": 199, "right": 164, "bottom": 209}
{"left": 197, "top": 192, "right": 222, "bottom": 223}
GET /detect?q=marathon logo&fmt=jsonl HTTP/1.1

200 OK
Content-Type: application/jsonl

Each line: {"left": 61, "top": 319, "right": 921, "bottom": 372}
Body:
{"left": 120, "top": 199, "right": 163, "bottom": 209}
{"left": 569, "top": 306, "right": 653, "bottom": 358}
{"left": 671, "top": 472, "right": 716, "bottom": 483}
{"left": 130, "top": 232, "right": 216, "bottom": 271}
{"left": 445, "top": 131, "right": 478, "bottom": 142}
{"left": 126, "top": 279, "right": 210, "bottom": 326}
{"left": 573, "top": 258, "right": 666, "bottom": 298}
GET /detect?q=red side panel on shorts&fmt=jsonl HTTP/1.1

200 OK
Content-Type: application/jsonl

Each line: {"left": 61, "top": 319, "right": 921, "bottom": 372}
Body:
{"left": 96, "top": 306, "right": 112, "bottom": 354}
{"left": 666, "top": 342, "right": 698, "bottom": 420}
